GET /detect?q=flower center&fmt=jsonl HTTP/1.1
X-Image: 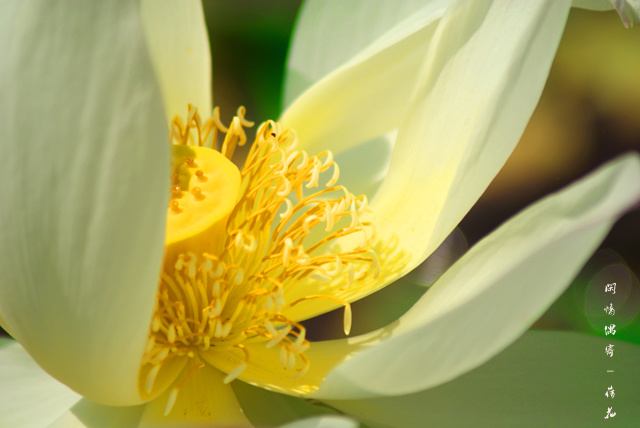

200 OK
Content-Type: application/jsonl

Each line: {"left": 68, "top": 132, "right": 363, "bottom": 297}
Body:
{"left": 166, "top": 144, "right": 240, "bottom": 253}
{"left": 139, "top": 105, "right": 381, "bottom": 409}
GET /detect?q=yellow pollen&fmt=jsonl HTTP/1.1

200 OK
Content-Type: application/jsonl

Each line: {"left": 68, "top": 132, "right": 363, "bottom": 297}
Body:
{"left": 140, "top": 105, "right": 390, "bottom": 401}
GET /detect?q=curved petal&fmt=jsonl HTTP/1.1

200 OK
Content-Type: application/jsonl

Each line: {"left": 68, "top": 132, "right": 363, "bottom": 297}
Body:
{"left": 368, "top": 0, "right": 572, "bottom": 276}
{"left": 280, "top": 1, "right": 449, "bottom": 157}
{"left": 139, "top": 365, "right": 251, "bottom": 427}
{"left": 140, "top": 0, "right": 212, "bottom": 122}
{"left": 327, "top": 331, "right": 640, "bottom": 427}
{"left": 611, "top": 0, "right": 640, "bottom": 27}
{"left": 313, "top": 154, "right": 640, "bottom": 398}
{"left": 0, "top": 342, "right": 81, "bottom": 428}
{"left": 283, "top": 0, "right": 451, "bottom": 106}
{"left": 0, "top": 1, "right": 168, "bottom": 404}
{"left": 50, "top": 400, "right": 145, "bottom": 428}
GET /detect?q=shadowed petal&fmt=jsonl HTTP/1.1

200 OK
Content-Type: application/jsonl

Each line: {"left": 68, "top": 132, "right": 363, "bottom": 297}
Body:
{"left": 0, "top": 0, "right": 168, "bottom": 405}
{"left": 140, "top": 0, "right": 212, "bottom": 123}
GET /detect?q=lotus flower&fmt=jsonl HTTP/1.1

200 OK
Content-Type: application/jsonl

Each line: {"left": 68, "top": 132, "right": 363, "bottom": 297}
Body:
{"left": 1, "top": 0, "right": 639, "bottom": 427}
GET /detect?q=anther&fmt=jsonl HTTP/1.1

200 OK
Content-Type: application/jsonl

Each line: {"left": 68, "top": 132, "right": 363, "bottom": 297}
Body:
{"left": 164, "top": 389, "right": 179, "bottom": 416}
{"left": 296, "top": 151, "right": 309, "bottom": 170}
{"left": 326, "top": 163, "right": 340, "bottom": 187}
{"left": 322, "top": 151, "right": 334, "bottom": 167}
{"left": 195, "top": 170, "right": 207, "bottom": 182}
{"left": 171, "top": 186, "right": 182, "bottom": 198}
{"left": 279, "top": 199, "right": 293, "bottom": 220}
{"left": 167, "top": 324, "right": 176, "bottom": 344}
{"left": 223, "top": 363, "right": 246, "bottom": 384}
{"left": 185, "top": 157, "right": 197, "bottom": 167}
{"left": 277, "top": 178, "right": 292, "bottom": 197}
{"left": 204, "top": 299, "right": 222, "bottom": 318}
{"left": 343, "top": 305, "right": 352, "bottom": 336}
{"left": 146, "top": 364, "right": 161, "bottom": 394}
{"left": 306, "top": 159, "right": 321, "bottom": 188}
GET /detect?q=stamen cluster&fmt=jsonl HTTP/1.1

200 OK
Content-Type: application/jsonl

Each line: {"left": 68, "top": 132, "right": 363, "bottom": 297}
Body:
{"left": 142, "top": 106, "right": 382, "bottom": 398}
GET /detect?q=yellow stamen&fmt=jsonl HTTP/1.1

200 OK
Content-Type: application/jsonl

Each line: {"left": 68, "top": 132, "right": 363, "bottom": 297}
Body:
{"left": 140, "top": 105, "right": 383, "bottom": 399}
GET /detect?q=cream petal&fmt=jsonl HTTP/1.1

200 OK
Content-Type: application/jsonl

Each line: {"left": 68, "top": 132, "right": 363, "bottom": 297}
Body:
{"left": 368, "top": 0, "right": 572, "bottom": 276}
{"left": 280, "top": 415, "right": 359, "bottom": 428}
{"left": 50, "top": 400, "right": 145, "bottom": 428}
{"left": 283, "top": 0, "right": 451, "bottom": 106}
{"left": 0, "top": 341, "right": 81, "bottom": 428}
{"left": 139, "top": 364, "right": 251, "bottom": 427}
{"left": 572, "top": 0, "right": 613, "bottom": 10}
{"left": 0, "top": 1, "right": 168, "bottom": 404}
{"left": 312, "top": 154, "right": 640, "bottom": 398}
{"left": 140, "top": 0, "right": 212, "bottom": 123}
{"left": 327, "top": 331, "right": 640, "bottom": 427}
{"left": 279, "top": 1, "right": 449, "bottom": 158}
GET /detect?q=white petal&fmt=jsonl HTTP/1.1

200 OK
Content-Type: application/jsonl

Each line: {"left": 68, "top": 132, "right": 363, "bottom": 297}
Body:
{"left": 50, "top": 400, "right": 145, "bottom": 428}
{"left": 284, "top": 0, "right": 451, "bottom": 106}
{"left": 0, "top": 341, "right": 81, "bottom": 428}
{"left": 368, "top": 0, "right": 571, "bottom": 275}
{"left": 280, "top": 1, "right": 449, "bottom": 158}
{"left": 0, "top": 1, "right": 168, "bottom": 404}
{"left": 327, "top": 331, "right": 640, "bottom": 427}
{"left": 140, "top": 0, "right": 212, "bottom": 122}
{"left": 280, "top": 415, "right": 359, "bottom": 428}
{"left": 313, "top": 154, "right": 640, "bottom": 398}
